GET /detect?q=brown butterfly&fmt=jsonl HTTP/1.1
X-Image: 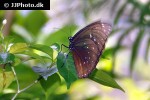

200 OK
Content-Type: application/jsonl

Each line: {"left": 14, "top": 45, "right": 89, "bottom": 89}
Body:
{"left": 67, "top": 20, "right": 112, "bottom": 78}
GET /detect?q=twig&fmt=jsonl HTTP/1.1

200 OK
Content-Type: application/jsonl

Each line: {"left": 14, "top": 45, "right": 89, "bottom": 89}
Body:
{"left": 11, "top": 66, "right": 20, "bottom": 100}
{"left": 11, "top": 66, "right": 42, "bottom": 100}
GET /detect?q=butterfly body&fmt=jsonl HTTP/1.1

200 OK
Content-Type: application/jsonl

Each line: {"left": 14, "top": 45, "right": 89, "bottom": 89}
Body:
{"left": 68, "top": 20, "right": 112, "bottom": 78}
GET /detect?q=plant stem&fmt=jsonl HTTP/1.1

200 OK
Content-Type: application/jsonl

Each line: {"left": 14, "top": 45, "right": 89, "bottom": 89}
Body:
{"left": 11, "top": 66, "right": 20, "bottom": 100}
{"left": 11, "top": 79, "right": 40, "bottom": 100}
{"left": 11, "top": 66, "right": 42, "bottom": 100}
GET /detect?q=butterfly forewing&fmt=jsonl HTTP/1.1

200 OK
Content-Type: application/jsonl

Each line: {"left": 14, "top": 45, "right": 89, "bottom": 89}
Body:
{"left": 70, "top": 20, "right": 112, "bottom": 78}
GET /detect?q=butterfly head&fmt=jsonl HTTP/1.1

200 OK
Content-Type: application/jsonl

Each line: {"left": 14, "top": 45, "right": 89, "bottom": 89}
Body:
{"left": 68, "top": 37, "right": 74, "bottom": 50}
{"left": 68, "top": 37, "right": 73, "bottom": 42}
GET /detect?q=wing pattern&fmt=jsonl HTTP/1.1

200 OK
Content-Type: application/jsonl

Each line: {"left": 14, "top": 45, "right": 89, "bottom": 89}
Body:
{"left": 69, "top": 21, "right": 112, "bottom": 78}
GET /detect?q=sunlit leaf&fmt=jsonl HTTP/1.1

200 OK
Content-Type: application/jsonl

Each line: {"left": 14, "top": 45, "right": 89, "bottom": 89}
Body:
{"left": 51, "top": 43, "right": 60, "bottom": 61}
{"left": 9, "top": 43, "right": 28, "bottom": 54}
{"left": 57, "top": 52, "right": 78, "bottom": 89}
{"left": 40, "top": 73, "right": 61, "bottom": 92}
{"left": 0, "top": 53, "right": 15, "bottom": 64}
{"left": 103, "top": 48, "right": 115, "bottom": 57}
{"left": 29, "top": 44, "right": 53, "bottom": 59}
{"left": 130, "top": 28, "right": 145, "bottom": 72}
{"left": 89, "top": 69, "right": 124, "bottom": 92}
{"left": 23, "top": 50, "right": 45, "bottom": 63}
{"left": 51, "top": 43, "right": 60, "bottom": 52}
{"left": 0, "top": 71, "right": 14, "bottom": 92}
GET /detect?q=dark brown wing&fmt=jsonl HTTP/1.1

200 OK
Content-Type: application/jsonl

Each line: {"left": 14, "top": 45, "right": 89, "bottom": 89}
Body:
{"left": 71, "top": 20, "right": 112, "bottom": 78}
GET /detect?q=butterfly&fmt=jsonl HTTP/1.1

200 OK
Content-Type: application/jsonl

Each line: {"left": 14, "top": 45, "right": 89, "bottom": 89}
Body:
{"left": 63, "top": 20, "right": 112, "bottom": 78}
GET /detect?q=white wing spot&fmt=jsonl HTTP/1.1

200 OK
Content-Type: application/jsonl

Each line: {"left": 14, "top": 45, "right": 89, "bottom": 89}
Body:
{"left": 84, "top": 43, "right": 86, "bottom": 45}
{"left": 90, "top": 34, "right": 92, "bottom": 38}
{"left": 89, "top": 57, "right": 90, "bottom": 59}
{"left": 98, "top": 42, "right": 99, "bottom": 44}
{"left": 87, "top": 46, "right": 89, "bottom": 48}
{"left": 80, "top": 63, "right": 81, "bottom": 66}
{"left": 94, "top": 38, "right": 96, "bottom": 41}
{"left": 103, "top": 29, "right": 106, "bottom": 32}
{"left": 83, "top": 62, "right": 85, "bottom": 64}
{"left": 93, "top": 47, "right": 94, "bottom": 50}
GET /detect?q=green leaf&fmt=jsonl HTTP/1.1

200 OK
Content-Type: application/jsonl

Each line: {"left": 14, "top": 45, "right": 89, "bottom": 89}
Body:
{"left": 13, "top": 57, "right": 21, "bottom": 66}
{"left": 23, "top": 50, "right": 45, "bottom": 63}
{"left": 50, "top": 43, "right": 60, "bottom": 61}
{"left": 9, "top": 31, "right": 27, "bottom": 43}
{"left": 40, "top": 73, "right": 61, "bottom": 92}
{"left": 0, "top": 53, "right": 15, "bottom": 64}
{"left": 12, "top": 24, "right": 32, "bottom": 43}
{"left": 29, "top": 44, "right": 53, "bottom": 59}
{"left": 3, "top": 36, "right": 14, "bottom": 51}
{"left": 9, "top": 43, "right": 28, "bottom": 54}
{"left": 50, "top": 43, "right": 60, "bottom": 52}
{"left": 57, "top": 52, "right": 78, "bottom": 89}
{"left": 44, "top": 25, "right": 77, "bottom": 47}
{"left": 102, "top": 48, "right": 115, "bottom": 57}
{"left": 130, "top": 28, "right": 145, "bottom": 72}
{"left": 0, "top": 71, "right": 15, "bottom": 92}
{"left": 24, "top": 11, "right": 48, "bottom": 36}
{"left": 89, "top": 69, "right": 124, "bottom": 92}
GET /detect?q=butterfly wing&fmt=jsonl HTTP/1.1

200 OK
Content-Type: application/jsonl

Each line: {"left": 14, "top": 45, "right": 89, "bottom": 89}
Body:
{"left": 71, "top": 21, "right": 112, "bottom": 78}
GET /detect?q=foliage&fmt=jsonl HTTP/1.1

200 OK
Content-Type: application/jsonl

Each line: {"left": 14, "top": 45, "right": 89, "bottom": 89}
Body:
{"left": 0, "top": 0, "right": 149, "bottom": 99}
{"left": 111, "top": 0, "right": 150, "bottom": 73}
{"left": 0, "top": 10, "right": 124, "bottom": 99}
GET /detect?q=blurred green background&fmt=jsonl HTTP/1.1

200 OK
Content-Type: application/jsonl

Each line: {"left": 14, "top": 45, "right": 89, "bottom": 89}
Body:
{"left": 0, "top": 0, "right": 150, "bottom": 100}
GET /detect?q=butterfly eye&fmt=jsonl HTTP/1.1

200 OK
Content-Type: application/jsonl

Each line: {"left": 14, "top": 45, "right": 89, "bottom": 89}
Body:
{"left": 68, "top": 37, "right": 73, "bottom": 42}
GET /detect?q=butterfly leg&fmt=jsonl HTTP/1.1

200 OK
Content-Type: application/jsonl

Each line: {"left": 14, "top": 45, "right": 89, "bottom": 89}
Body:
{"left": 61, "top": 44, "right": 69, "bottom": 51}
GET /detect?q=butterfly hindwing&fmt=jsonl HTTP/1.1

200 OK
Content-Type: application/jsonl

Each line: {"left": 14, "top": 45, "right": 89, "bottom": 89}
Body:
{"left": 72, "top": 39, "right": 99, "bottom": 78}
